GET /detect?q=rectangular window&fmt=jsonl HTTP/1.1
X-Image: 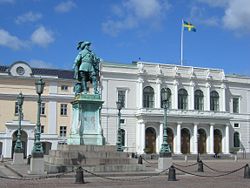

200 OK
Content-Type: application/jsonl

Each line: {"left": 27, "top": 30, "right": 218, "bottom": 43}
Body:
{"left": 61, "top": 85, "right": 68, "bottom": 91}
{"left": 234, "top": 123, "right": 239, "bottom": 128}
{"left": 41, "top": 125, "right": 44, "bottom": 133}
{"left": 40, "top": 102, "right": 45, "bottom": 115}
{"left": 120, "top": 119, "right": 125, "bottom": 124}
{"left": 233, "top": 98, "right": 239, "bottom": 113}
{"left": 60, "top": 104, "right": 68, "bottom": 116}
{"left": 60, "top": 126, "right": 67, "bottom": 137}
{"left": 118, "top": 90, "right": 126, "bottom": 108}
{"left": 14, "top": 102, "right": 18, "bottom": 115}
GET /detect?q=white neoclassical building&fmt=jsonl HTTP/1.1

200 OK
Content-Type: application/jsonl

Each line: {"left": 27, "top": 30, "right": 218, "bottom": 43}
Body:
{"left": 0, "top": 61, "right": 249, "bottom": 158}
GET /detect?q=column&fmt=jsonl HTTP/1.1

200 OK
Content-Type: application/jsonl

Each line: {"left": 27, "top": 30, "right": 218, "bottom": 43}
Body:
{"left": 209, "top": 124, "right": 214, "bottom": 154}
{"left": 155, "top": 78, "right": 161, "bottom": 108}
{"left": 173, "top": 80, "right": 178, "bottom": 110}
{"left": 137, "top": 77, "right": 144, "bottom": 109}
{"left": 189, "top": 81, "right": 195, "bottom": 110}
{"left": 193, "top": 123, "right": 198, "bottom": 154}
{"left": 205, "top": 82, "right": 211, "bottom": 111}
{"left": 136, "top": 122, "right": 141, "bottom": 153}
{"left": 158, "top": 123, "right": 163, "bottom": 153}
{"left": 224, "top": 124, "right": 230, "bottom": 154}
{"left": 221, "top": 83, "right": 226, "bottom": 112}
{"left": 137, "top": 121, "right": 145, "bottom": 154}
{"left": 176, "top": 122, "right": 182, "bottom": 154}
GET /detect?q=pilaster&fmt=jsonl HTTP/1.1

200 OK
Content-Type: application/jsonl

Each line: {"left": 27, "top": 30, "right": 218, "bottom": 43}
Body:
{"left": 189, "top": 81, "right": 195, "bottom": 110}
{"left": 155, "top": 78, "right": 162, "bottom": 108}
{"left": 138, "top": 77, "right": 144, "bottom": 109}
{"left": 173, "top": 80, "right": 179, "bottom": 110}
{"left": 205, "top": 82, "right": 211, "bottom": 111}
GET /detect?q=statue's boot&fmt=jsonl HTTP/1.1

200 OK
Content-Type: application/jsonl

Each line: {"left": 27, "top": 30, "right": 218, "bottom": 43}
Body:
{"left": 92, "top": 76, "right": 98, "bottom": 94}
{"left": 81, "top": 77, "right": 87, "bottom": 94}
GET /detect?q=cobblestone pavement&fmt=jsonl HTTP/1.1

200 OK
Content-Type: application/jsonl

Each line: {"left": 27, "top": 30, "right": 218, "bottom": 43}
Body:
{"left": 0, "top": 160, "right": 250, "bottom": 188}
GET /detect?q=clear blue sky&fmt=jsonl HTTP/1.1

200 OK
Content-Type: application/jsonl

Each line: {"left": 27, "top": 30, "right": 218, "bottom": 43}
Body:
{"left": 0, "top": 0, "right": 250, "bottom": 75}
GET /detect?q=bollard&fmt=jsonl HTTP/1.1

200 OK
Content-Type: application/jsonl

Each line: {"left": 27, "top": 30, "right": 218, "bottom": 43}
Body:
{"left": 27, "top": 155, "right": 31, "bottom": 165}
{"left": 75, "top": 166, "right": 85, "bottom": 184}
{"left": 168, "top": 165, "right": 177, "bottom": 181}
{"left": 234, "top": 155, "right": 238, "bottom": 162}
{"left": 138, "top": 155, "right": 143, "bottom": 164}
{"left": 0, "top": 155, "right": 4, "bottom": 162}
{"left": 184, "top": 155, "right": 188, "bottom": 163}
{"left": 244, "top": 164, "right": 250, "bottom": 179}
{"left": 197, "top": 160, "right": 204, "bottom": 172}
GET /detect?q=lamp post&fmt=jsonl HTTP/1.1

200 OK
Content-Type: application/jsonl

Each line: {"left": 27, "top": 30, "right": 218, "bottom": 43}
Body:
{"left": 197, "top": 133, "right": 200, "bottom": 162}
{"left": 32, "top": 78, "right": 45, "bottom": 157}
{"left": 14, "top": 92, "right": 24, "bottom": 153}
{"left": 116, "top": 100, "right": 123, "bottom": 152}
{"left": 159, "top": 88, "right": 171, "bottom": 156}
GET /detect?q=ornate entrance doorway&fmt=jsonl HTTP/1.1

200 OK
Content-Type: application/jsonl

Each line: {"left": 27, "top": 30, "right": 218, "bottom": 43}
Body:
{"left": 198, "top": 129, "right": 206, "bottom": 154}
{"left": 167, "top": 128, "right": 174, "bottom": 153}
{"left": 12, "top": 130, "right": 28, "bottom": 158}
{"left": 214, "top": 129, "right": 222, "bottom": 154}
{"left": 145, "top": 127, "right": 156, "bottom": 154}
{"left": 181, "top": 128, "right": 190, "bottom": 154}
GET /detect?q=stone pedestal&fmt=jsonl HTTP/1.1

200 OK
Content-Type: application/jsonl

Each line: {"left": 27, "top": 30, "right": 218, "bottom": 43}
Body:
{"left": 29, "top": 157, "right": 45, "bottom": 175}
{"left": 12, "top": 152, "right": 25, "bottom": 165}
{"left": 44, "top": 145, "right": 145, "bottom": 173}
{"left": 157, "top": 153, "right": 172, "bottom": 171}
{"left": 68, "top": 94, "right": 105, "bottom": 145}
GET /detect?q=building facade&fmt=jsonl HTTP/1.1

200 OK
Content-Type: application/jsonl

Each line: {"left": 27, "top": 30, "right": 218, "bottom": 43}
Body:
{"left": 0, "top": 61, "right": 249, "bottom": 158}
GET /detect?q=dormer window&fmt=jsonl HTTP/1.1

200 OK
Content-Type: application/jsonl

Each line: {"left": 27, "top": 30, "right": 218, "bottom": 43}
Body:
{"left": 9, "top": 61, "right": 32, "bottom": 77}
{"left": 16, "top": 66, "right": 25, "bottom": 75}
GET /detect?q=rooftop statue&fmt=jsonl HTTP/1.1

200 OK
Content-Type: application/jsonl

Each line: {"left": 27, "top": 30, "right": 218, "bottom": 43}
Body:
{"left": 73, "top": 41, "right": 100, "bottom": 95}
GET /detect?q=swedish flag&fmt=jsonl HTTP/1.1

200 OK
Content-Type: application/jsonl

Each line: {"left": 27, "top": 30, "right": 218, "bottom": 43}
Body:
{"left": 183, "top": 21, "right": 196, "bottom": 32}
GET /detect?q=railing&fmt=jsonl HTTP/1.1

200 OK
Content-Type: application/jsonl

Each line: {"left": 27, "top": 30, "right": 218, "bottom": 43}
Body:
{"left": 137, "top": 108, "right": 231, "bottom": 119}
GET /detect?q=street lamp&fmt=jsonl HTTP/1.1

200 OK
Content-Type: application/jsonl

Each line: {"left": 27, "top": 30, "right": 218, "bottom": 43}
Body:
{"left": 32, "top": 78, "right": 45, "bottom": 157}
{"left": 159, "top": 88, "right": 171, "bottom": 156}
{"left": 116, "top": 100, "right": 123, "bottom": 152}
{"left": 197, "top": 133, "right": 200, "bottom": 162}
{"left": 14, "top": 92, "right": 24, "bottom": 153}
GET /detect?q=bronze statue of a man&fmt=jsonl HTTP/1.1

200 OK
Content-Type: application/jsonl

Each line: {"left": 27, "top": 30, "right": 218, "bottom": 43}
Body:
{"left": 73, "top": 41, "right": 100, "bottom": 94}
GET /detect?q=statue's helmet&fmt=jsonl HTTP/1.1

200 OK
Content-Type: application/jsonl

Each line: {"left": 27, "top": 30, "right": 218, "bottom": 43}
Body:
{"left": 77, "top": 41, "right": 91, "bottom": 50}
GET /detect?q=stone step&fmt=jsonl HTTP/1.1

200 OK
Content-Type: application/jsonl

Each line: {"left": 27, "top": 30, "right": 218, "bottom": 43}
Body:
{"left": 44, "top": 163, "right": 146, "bottom": 174}
{"left": 57, "top": 145, "right": 117, "bottom": 152}
{"left": 44, "top": 155, "right": 132, "bottom": 166}
{"left": 140, "top": 153, "right": 235, "bottom": 160}
{"left": 48, "top": 150, "right": 129, "bottom": 159}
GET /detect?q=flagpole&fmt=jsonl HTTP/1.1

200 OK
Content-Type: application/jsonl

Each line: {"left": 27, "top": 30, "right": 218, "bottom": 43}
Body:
{"left": 180, "top": 19, "right": 184, "bottom": 66}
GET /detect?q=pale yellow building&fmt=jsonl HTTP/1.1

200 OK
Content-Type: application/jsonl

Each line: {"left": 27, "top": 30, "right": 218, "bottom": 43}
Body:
{"left": 0, "top": 61, "right": 74, "bottom": 158}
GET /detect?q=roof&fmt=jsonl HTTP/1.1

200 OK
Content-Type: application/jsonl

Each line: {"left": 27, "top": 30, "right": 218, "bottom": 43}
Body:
{"left": 0, "top": 65, "right": 8, "bottom": 73}
{"left": 32, "top": 68, "right": 74, "bottom": 79}
{"left": 0, "top": 64, "right": 74, "bottom": 79}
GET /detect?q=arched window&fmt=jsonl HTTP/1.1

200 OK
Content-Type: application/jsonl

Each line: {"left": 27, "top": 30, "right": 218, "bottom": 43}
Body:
{"left": 143, "top": 86, "right": 154, "bottom": 108}
{"left": 178, "top": 89, "right": 188, "bottom": 110}
{"left": 121, "top": 129, "right": 125, "bottom": 146}
{"left": 210, "top": 91, "right": 219, "bottom": 111}
{"left": 194, "top": 90, "right": 204, "bottom": 110}
{"left": 161, "top": 88, "right": 171, "bottom": 109}
{"left": 234, "top": 132, "right": 240, "bottom": 148}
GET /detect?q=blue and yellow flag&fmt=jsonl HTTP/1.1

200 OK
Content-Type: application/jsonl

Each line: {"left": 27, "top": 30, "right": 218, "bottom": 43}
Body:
{"left": 183, "top": 21, "right": 196, "bottom": 32}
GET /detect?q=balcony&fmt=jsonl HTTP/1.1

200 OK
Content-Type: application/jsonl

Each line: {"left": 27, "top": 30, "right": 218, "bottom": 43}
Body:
{"left": 136, "top": 108, "right": 231, "bottom": 121}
